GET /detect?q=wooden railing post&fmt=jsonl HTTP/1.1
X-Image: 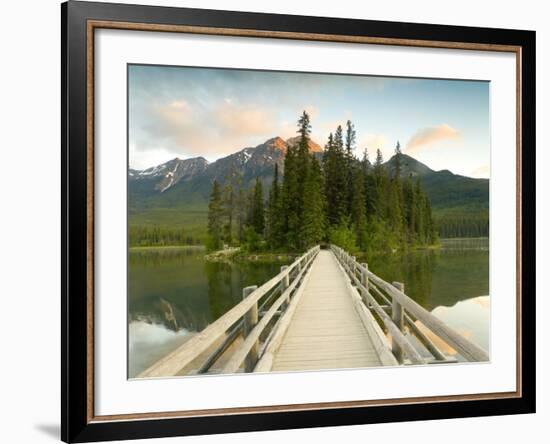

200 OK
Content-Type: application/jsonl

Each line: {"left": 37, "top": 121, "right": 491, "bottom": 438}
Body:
{"left": 242, "top": 285, "right": 259, "bottom": 372}
{"left": 280, "top": 265, "right": 290, "bottom": 308}
{"left": 391, "top": 281, "right": 405, "bottom": 363}
{"left": 360, "top": 263, "right": 369, "bottom": 306}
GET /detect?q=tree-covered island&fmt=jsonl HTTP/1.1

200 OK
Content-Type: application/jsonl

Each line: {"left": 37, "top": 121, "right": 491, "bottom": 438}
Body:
{"left": 206, "top": 111, "right": 437, "bottom": 256}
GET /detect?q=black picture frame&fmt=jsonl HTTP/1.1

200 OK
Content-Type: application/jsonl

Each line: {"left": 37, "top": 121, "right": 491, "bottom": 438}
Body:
{"left": 61, "top": 1, "right": 536, "bottom": 442}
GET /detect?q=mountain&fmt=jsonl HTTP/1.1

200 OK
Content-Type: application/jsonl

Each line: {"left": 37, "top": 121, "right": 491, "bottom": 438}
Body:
{"left": 130, "top": 157, "right": 209, "bottom": 192}
{"left": 384, "top": 153, "right": 435, "bottom": 177}
{"left": 129, "top": 136, "right": 322, "bottom": 200}
{"left": 384, "top": 153, "right": 489, "bottom": 211}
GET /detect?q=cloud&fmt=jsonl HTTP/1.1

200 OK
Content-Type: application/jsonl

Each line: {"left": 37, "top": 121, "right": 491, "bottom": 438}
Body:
{"left": 362, "top": 134, "right": 387, "bottom": 149}
{"left": 129, "top": 143, "right": 185, "bottom": 171}
{"left": 131, "top": 99, "right": 278, "bottom": 164}
{"left": 471, "top": 164, "right": 490, "bottom": 178}
{"left": 405, "top": 124, "right": 460, "bottom": 154}
{"left": 214, "top": 102, "right": 274, "bottom": 139}
{"left": 303, "top": 105, "right": 319, "bottom": 120}
{"left": 358, "top": 134, "right": 390, "bottom": 159}
{"left": 155, "top": 100, "right": 194, "bottom": 128}
{"left": 316, "top": 113, "right": 353, "bottom": 140}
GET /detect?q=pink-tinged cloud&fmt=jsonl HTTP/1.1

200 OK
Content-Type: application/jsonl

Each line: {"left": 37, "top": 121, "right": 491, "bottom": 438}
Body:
{"left": 405, "top": 124, "right": 460, "bottom": 154}
{"left": 155, "top": 100, "right": 194, "bottom": 127}
{"left": 141, "top": 100, "right": 278, "bottom": 159}
{"left": 358, "top": 134, "right": 391, "bottom": 160}
{"left": 303, "top": 105, "right": 319, "bottom": 120}
{"left": 471, "top": 164, "right": 490, "bottom": 178}
{"left": 214, "top": 102, "right": 275, "bottom": 139}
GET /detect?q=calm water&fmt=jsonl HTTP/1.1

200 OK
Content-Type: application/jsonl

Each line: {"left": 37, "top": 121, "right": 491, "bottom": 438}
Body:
{"left": 128, "top": 248, "right": 283, "bottom": 377}
{"left": 365, "top": 238, "right": 489, "bottom": 359}
{"left": 128, "top": 238, "right": 489, "bottom": 376}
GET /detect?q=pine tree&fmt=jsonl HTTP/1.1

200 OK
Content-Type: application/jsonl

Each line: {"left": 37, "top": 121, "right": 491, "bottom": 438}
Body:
{"left": 222, "top": 166, "right": 242, "bottom": 244}
{"left": 324, "top": 126, "right": 347, "bottom": 226}
{"left": 280, "top": 110, "right": 315, "bottom": 250}
{"left": 393, "top": 140, "right": 402, "bottom": 180}
{"left": 362, "top": 147, "right": 376, "bottom": 218}
{"left": 234, "top": 184, "right": 247, "bottom": 243}
{"left": 334, "top": 125, "right": 345, "bottom": 156}
{"left": 281, "top": 140, "right": 300, "bottom": 249}
{"left": 345, "top": 120, "right": 357, "bottom": 214}
{"left": 297, "top": 111, "right": 312, "bottom": 149}
{"left": 323, "top": 133, "right": 337, "bottom": 225}
{"left": 296, "top": 110, "right": 313, "bottom": 219}
{"left": 207, "top": 180, "right": 224, "bottom": 251}
{"left": 251, "top": 178, "right": 265, "bottom": 235}
{"left": 361, "top": 147, "right": 371, "bottom": 174}
{"left": 266, "top": 164, "right": 283, "bottom": 248}
{"left": 372, "top": 149, "right": 387, "bottom": 220}
{"left": 387, "top": 141, "right": 405, "bottom": 242}
{"left": 345, "top": 120, "right": 356, "bottom": 158}
{"left": 424, "top": 196, "right": 436, "bottom": 244}
{"left": 301, "top": 156, "right": 326, "bottom": 247}
{"left": 414, "top": 178, "right": 426, "bottom": 243}
{"left": 350, "top": 162, "right": 368, "bottom": 250}
{"left": 402, "top": 174, "right": 416, "bottom": 242}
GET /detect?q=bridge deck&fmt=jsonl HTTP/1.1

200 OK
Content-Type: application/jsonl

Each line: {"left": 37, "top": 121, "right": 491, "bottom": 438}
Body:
{"left": 271, "top": 250, "right": 382, "bottom": 371}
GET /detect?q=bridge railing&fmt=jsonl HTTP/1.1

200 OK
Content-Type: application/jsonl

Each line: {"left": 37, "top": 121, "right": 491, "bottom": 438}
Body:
{"left": 138, "top": 245, "right": 320, "bottom": 378}
{"left": 331, "top": 245, "right": 489, "bottom": 364}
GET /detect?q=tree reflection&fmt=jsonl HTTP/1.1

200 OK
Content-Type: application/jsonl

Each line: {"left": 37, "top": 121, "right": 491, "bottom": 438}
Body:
{"left": 366, "top": 239, "right": 488, "bottom": 311}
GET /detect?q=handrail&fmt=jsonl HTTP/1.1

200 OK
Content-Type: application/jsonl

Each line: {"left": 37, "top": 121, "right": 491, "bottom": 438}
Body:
{"left": 221, "top": 251, "right": 317, "bottom": 373}
{"left": 331, "top": 245, "right": 489, "bottom": 363}
{"left": 139, "top": 245, "right": 320, "bottom": 377}
{"left": 366, "top": 278, "right": 448, "bottom": 361}
{"left": 337, "top": 254, "right": 425, "bottom": 364}
{"left": 196, "top": 319, "right": 243, "bottom": 374}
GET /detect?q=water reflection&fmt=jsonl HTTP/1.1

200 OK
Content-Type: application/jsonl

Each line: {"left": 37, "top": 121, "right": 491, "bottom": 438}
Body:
{"left": 128, "top": 321, "right": 190, "bottom": 378}
{"left": 128, "top": 247, "right": 284, "bottom": 376}
{"left": 414, "top": 296, "right": 490, "bottom": 358}
{"left": 366, "top": 238, "right": 489, "bottom": 311}
{"left": 431, "top": 295, "right": 490, "bottom": 353}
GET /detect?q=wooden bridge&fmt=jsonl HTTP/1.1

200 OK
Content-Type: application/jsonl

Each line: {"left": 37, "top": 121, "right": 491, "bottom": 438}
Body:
{"left": 139, "top": 245, "right": 488, "bottom": 378}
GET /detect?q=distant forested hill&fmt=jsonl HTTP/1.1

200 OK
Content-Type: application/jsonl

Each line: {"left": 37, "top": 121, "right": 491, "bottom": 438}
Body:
{"left": 384, "top": 154, "right": 489, "bottom": 237}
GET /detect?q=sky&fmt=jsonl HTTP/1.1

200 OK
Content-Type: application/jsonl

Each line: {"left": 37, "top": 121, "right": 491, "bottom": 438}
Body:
{"left": 128, "top": 64, "right": 490, "bottom": 178}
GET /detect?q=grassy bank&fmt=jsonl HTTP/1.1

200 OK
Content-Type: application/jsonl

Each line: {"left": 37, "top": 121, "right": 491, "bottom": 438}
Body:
{"left": 204, "top": 247, "right": 300, "bottom": 263}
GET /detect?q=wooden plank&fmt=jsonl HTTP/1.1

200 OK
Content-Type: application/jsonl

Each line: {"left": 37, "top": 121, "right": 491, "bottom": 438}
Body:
{"left": 253, "top": 256, "right": 316, "bottom": 372}
{"left": 347, "top": 281, "right": 398, "bottom": 366}
{"left": 271, "top": 250, "right": 382, "bottom": 372}
{"left": 330, "top": 250, "right": 425, "bottom": 365}
{"left": 221, "top": 253, "right": 317, "bottom": 374}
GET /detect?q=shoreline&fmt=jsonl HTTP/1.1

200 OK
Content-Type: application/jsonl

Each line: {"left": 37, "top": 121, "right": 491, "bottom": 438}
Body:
{"left": 440, "top": 237, "right": 489, "bottom": 241}
{"left": 128, "top": 236, "right": 487, "bottom": 259}
{"left": 129, "top": 245, "right": 205, "bottom": 251}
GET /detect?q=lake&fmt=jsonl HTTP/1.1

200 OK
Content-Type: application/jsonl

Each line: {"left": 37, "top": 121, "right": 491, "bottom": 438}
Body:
{"left": 128, "top": 238, "right": 489, "bottom": 377}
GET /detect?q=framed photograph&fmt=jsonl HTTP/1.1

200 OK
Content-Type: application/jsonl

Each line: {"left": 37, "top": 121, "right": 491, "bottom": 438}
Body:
{"left": 62, "top": 1, "right": 535, "bottom": 442}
